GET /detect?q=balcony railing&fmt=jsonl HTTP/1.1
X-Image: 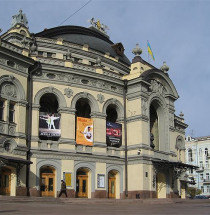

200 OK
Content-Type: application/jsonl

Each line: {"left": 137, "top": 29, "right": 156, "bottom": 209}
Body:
{"left": 203, "top": 179, "right": 210, "bottom": 184}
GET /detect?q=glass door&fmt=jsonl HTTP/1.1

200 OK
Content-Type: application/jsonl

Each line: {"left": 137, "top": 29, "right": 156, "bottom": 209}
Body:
{"left": 40, "top": 173, "right": 55, "bottom": 197}
{"left": 77, "top": 175, "right": 88, "bottom": 198}
{"left": 108, "top": 177, "right": 116, "bottom": 198}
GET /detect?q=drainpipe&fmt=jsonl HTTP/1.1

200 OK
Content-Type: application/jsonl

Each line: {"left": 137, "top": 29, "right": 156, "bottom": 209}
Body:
{"left": 123, "top": 79, "right": 128, "bottom": 198}
{"left": 26, "top": 62, "right": 40, "bottom": 196}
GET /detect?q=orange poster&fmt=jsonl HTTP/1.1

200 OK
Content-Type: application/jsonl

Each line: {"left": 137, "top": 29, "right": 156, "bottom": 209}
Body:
{"left": 76, "top": 117, "right": 93, "bottom": 146}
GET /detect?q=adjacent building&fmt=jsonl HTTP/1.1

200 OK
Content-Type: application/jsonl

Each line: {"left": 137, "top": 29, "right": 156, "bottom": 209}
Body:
{"left": 186, "top": 135, "right": 210, "bottom": 196}
{"left": 0, "top": 10, "right": 193, "bottom": 199}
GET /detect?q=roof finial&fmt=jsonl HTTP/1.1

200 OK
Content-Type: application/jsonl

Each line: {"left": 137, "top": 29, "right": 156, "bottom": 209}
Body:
{"left": 160, "top": 61, "right": 169, "bottom": 73}
{"left": 132, "top": 43, "right": 142, "bottom": 56}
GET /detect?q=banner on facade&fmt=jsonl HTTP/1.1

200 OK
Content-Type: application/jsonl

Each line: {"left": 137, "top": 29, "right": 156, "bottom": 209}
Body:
{"left": 106, "top": 121, "right": 122, "bottom": 147}
{"left": 39, "top": 112, "right": 61, "bottom": 137}
{"left": 76, "top": 117, "right": 93, "bottom": 146}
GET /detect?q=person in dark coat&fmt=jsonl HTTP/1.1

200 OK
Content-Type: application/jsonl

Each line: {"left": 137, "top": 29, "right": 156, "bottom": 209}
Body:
{"left": 58, "top": 180, "right": 67, "bottom": 197}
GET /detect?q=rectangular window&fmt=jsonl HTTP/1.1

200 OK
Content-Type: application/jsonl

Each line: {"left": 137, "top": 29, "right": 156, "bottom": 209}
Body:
{"left": 200, "top": 174, "right": 203, "bottom": 180}
{"left": 206, "top": 173, "right": 209, "bottom": 180}
{"left": 0, "top": 100, "right": 4, "bottom": 120}
{"left": 200, "top": 161, "right": 203, "bottom": 168}
{"left": 9, "top": 103, "right": 15, "bottom": 123}
{"left": 207, "top": 186, "right": 210, "bottom": 193}
{"left": 206, "top": 161, "right": 209, "bottom": 168}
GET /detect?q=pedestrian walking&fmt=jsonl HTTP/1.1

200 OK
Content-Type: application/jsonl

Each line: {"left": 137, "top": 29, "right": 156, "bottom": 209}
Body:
{"left": 58, "top": 180, "right": 67, "bottom": 197}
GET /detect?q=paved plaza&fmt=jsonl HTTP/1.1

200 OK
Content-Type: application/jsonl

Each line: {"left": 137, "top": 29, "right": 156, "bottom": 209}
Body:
{"left": 0, "top": 197, "right": 210, "bottom": 215}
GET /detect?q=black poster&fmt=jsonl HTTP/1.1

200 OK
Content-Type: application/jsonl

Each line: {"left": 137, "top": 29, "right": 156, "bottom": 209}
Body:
{"left": 106, "top": 121, "right": 122, "bottom": 147}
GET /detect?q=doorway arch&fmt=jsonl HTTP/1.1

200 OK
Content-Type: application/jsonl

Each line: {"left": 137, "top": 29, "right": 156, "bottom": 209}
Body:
{"left": 40, "top": 166, "right": 55, "bottom": 197}
{"left": 108, "top": 170, "right": 120, "bottom": 199}
{"left": 156, "top": 172, "right": 166, "bottom": 198}
{"left": 76, "top": 168, "right": 90, "bottom": 198}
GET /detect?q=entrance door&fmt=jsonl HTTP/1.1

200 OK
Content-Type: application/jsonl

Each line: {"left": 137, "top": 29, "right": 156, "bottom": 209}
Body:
{"left": 0, "top": 168, "right": 11, "bottom": 195}
{"left": 40, "top": 167, "right": 55, "bottom": 197}
{"left": 76, "top": 175, "right": 88, "bottom": 198}
{"left": 108, "top": 177, "right": 116, "bottom": 198}
{"left": 156, "top": 172, "right": 166, "bottom": 198}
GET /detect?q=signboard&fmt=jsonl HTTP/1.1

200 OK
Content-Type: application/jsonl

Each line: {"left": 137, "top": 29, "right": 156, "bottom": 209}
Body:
{"left": 39, "top": 112, "right": 61, "bottom": 137}
{"left": 106, "top": 121, "right": 122, "bottom": 147}
{"left": 63, "top": 172, "right": 72, "bottom": 187}
{"left": 97, "top": 174, "right": 105, "bottom": 188}
{"left": 76, "top": 117, "right": 93, "bottom": 146}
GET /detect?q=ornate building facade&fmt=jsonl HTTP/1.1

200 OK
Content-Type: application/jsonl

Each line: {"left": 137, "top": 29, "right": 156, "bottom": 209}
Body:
{"left": 0, "top": 10, "right": 193, "bottom": 198}
{"left": 186, "top": 136, "right": 210, "bottom": 196}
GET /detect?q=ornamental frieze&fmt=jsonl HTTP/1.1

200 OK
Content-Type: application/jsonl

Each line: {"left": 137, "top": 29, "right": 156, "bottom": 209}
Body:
{"left": 41, "top": 71, "right": 123, "bottom": 95}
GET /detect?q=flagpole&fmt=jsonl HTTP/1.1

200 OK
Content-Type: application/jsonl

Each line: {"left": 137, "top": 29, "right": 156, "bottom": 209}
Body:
{"left": 147, "top": 40, "right": 149, "bottom": 63}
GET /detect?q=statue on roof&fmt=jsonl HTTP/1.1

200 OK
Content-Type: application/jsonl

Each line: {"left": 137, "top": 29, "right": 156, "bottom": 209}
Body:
{"left": 11, "top": 9, "right": 28, "bottom": 28}
{"left": 88, "top": 17, "right": 109, "bottom": 34}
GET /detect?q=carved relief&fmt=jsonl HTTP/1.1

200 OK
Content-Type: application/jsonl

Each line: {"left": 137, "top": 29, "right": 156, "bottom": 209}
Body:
{"left": 64, "top": 88, "right": 73, "bottom": 98}
{"left": 141, "top": 98, "right": 147, "bottom": 115}
{"left": 0, "top": 57, "right": 7, "bottom": 65}
{"left": 76, "top": 145, "right": 83, "bottom": 152}
{"left": 169, "top": 113, "right": 174, "bottom": 127}
{"left": 149, "top": 80, "right": 166, "bottom": 95}
{"left": 9, "top": 126, "right": 16, "bottom": 135}
{"left": 85, "top": 146, "right": 92, "bottom": 153}
{"left": 97, "top": 93, "right": 105, "bottom": 104}
{"left": 1, "top": 83, "right": 17, "bottom": 98}
{"left": 0, "top": 124, "right": 4, "bottom": 132}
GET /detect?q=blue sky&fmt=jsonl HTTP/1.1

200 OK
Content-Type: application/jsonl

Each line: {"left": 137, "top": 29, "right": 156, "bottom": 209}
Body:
{"left": 1, "top": 0, "right": 209, "bottom": 137}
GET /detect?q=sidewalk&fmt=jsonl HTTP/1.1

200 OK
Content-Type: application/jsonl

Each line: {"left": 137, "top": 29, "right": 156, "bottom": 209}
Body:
{"left": 0, "top": 195, "right": 208, "bottom": 205}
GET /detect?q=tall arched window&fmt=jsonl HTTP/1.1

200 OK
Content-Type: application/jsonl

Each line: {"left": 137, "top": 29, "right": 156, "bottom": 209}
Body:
{"left": 106, "top": 104, "right": 122, "bottom": 148}
{"left": 150, "top": 104, "right": 159, "bottom": 150}
{"left": 106, "top": 104, "right": 118, "bottom": 123}
{"left": 75, "top": 98, "right": 91, "bottom": 118}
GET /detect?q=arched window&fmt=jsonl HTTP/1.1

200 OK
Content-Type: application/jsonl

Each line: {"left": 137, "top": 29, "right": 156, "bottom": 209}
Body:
{"left": 39, "top": 93, "right": 60, "bottom": 141}
{"left": 106, "top": 104, "right": 118, "bottom": 123}
{"left": 150, "top": 104, "right": 159, "bottom": 150}
{"left": 188, "top": 149, "right": 193, "bottom": 162}
{"left": 75, "top": 98, "right": 91, "bottom": 118}
{"left": 0, "top": 82, "right": 17, "bottom": 124}
{"left": 106, "top": 104, "right": 122, "bottom": 148}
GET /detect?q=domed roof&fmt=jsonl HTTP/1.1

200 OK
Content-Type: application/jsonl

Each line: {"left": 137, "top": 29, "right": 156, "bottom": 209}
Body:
{"left": 35, "top": 25, "right": 130, "bottom": 66}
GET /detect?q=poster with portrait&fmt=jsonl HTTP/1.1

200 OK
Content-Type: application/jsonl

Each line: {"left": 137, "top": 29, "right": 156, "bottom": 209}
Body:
{"left": 106, "top": 121, "right": 122, "bottom": 147}
{"left": 76, "top": 117, "right": 93, "bottom": 146}
{"left": 39, "top": 112, "right": 61, "bottom": 137}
